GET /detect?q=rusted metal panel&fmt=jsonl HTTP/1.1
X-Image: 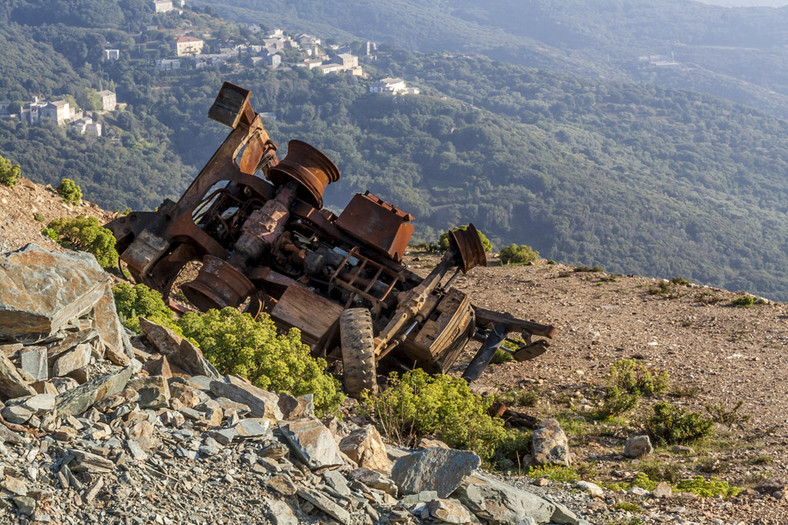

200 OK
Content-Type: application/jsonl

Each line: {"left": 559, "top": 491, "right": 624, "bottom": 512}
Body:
{"left": 270, "top": 285, "right": 344, "bottom": 347}
{"left": 336, "top": 192, "right": 414, "bottom": 262}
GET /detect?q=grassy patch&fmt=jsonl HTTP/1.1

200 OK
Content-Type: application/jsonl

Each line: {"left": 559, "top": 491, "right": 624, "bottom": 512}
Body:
{"left": 527, "top": 464, "right": 579, "bottom": 483}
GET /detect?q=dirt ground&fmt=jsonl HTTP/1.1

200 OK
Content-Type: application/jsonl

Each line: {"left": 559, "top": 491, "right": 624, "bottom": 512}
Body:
{"left": 409, "top": 252, "right": 788, "bottom": 523}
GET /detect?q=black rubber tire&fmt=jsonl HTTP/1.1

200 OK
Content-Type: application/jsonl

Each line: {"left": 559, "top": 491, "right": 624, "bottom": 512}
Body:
{"left": 340, "top": 308, "right": 378, "bottom": 396}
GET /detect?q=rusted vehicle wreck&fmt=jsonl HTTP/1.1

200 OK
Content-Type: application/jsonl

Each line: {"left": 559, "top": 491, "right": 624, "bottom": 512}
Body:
{"left": 106, "top": 82, "right": 556, "bottom": 395}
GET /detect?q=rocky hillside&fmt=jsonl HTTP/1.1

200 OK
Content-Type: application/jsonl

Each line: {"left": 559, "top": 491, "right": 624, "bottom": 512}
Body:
{"left": 0, "top": 179, "right": 786, "bottom": 524}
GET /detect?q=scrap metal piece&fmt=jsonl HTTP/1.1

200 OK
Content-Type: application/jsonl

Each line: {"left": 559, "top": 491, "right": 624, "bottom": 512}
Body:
{"left": 267, "top": 140, "right": 340, "bottom": 209}
{"left": 181, "top": 256, "right": 256, "bottom": 311}
{"left": 336, "top": 192, "right": 414, "bottom": 262}
{"left": 449, "top": 224, "right": 487, "bottom": 273}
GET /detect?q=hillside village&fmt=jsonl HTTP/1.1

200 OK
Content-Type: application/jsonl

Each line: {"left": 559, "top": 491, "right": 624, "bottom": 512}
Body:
{"left": 0, "top": 0, "right": 420, "bottom": 140}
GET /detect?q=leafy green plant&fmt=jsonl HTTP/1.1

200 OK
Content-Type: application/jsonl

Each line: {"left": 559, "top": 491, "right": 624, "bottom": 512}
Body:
{"left": 438, "top": 225, "right": 493, "bottom": 253}
{"left": 112, "top": 282, "right": 179, "bottom": 334}
{"left": 645, "top": 402, "right": 714, "bottom": 445}
{"left": 607, "top": 359, "right": 669, "bottom": 397}
{"left": 675, "top": 476, "right": 743, "bottom": 498}
{"left": 730, "top": 295, "right": 755, "bottom": 308}
{"left": 670, "top": 276, "right": 691, "bottom": 286}
{"left": 360, "top": 369, "right": 507, "bottom": 462}
{"left": 574, "top": 265, "right": 603, "bottom": 273}
{"left": 56, "top": 178, "right": 82, "bottom": 205}
{"left": 614, "top": 502, "right": 642, "bottom": 513}
{"left": 638, "top": 461, "right": 683, "bottom": 485}
{"left": 647, "top": 281, "right": 679, "bottom": 298}
{"left": 694, "top": 290, "right": 722, "bottom": 304}
{"left": 705, "top": 400, "right": 751, "bottom": 429}
{"left": 591, "top": 359, "right": 669, "bottom": 419}
{"left": 0, "top": 154, "right": 21, "bottom": 186}
{"left": 499, "top": 243, "right": 539, "bottom": 265}
{"left": 490, "top": 349, "right": 515, "bottom": 364}
{"left": 496, "top": 387, "right": 539, "bottom": 408}
{"left": 527, "top": 464, "right": 579, "bottom": 483}
{"left": 179, "top": 308, "right": 344, "bottom": 415}
{"left": 492, "top": 429, "right": 533, "bottom": 472}
{"left": 33, "top": 212, "right": 45, "bottom": 222}
{"left": 42, "top": 215, "right": 118, "bottom": 268}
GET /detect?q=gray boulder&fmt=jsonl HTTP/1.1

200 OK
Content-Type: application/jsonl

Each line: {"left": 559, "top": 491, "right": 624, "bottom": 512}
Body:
{"left": 454, "top": 471, "right": 556, "bottom": 524}
{"left": 279, "top": 417, "right": 344, "bottom": 470}
{"left": 0, "top": 244, "right": 108, "bottom": 342}
{"left": 391, "top": 448, "right": 480, "bottom": 498}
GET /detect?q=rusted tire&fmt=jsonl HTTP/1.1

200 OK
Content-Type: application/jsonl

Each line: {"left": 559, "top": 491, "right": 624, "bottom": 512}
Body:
{"left": 340, "top": 308, "right": 378, "bottom": 396}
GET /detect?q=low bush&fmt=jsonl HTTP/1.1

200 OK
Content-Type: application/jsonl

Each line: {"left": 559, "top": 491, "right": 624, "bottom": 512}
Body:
{"left": 608, "top": 359, "right": 669, "bottom": 397}
{"left": 56, "top": 178, "right": 82, "bottom": 205}
{"left": 42, "top": 215, "right": 118, "bottom": 268}
{"left": 527, "top": 464, "right": 579, "bottom": 483}
{"left": 730, "top": 295, "right": 755, "bottom": 308}
{"left": 676, "top": 476, "right": 743, "bottom": 498}
{"left": 646, "top": 402, "right": 714, "bottom": 445}
{"left": 0, "top": 154, "right": 21, "bottom": 187}
{"left": 178, "top": 307, "right": 344, "bottom": 415}
{"left": 705, "top": 400, "right": 751, "bottom": 429}
{"left": 499, "top": 243, "right": 539, "bottom": 265}
{"left": 360, "top": 369, "right": 507, "bottom": 462}
{"left": 438, "top": 225, "right": 493, "bottom": 253}
{"left": 112, "top": 282, "right": 179, "bottom": 334}
{"left": 591, "top": 359, "right": 669, "bottom": 419}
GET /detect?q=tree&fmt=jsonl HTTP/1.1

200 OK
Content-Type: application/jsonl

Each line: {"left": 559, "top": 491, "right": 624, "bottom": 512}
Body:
{"left": 0, "top": 153, "right": 21, "bottom": 186}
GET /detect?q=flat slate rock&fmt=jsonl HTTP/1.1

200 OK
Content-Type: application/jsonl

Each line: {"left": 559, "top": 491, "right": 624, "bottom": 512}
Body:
{"left": 0, "top": 244, "right": 108, "bottom": 341}
{"left": 279, "top": 417, "right": 344, "bottom": 470}
{"left": 390, "top": 448, "right": 480, "bottom": 498}
{"left": 454, "top": 471, "right": 556, "bottom": 525}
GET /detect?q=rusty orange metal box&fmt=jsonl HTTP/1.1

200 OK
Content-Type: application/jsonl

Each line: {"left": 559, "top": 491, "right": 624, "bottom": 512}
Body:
{"left": 336, "top": 192, "right": 414, "bottom": 262}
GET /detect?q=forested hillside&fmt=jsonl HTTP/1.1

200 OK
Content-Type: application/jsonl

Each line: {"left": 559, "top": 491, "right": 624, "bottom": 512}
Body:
{"left": 193, "top": 0, "right": 788, "bottom": 119}
{"left": 1, "top": 0, "right": 788, "bottom": 300}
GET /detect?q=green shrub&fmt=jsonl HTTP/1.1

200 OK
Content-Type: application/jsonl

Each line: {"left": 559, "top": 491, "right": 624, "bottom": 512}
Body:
{"left": 496, "top": 387, "right": 539, "bottom": 408}
{"left": 42, "top": 215, "right": 118, "bottom": 268}
{"left": 591, "top": 359, "right": 669, "bottom": 419}
{"left": 0, "top": 154, "right": 21, "bottom": 186}
{"left": 112, "top": 282, "right": 179, "bottom": 334}
{"left": 56, "top": 178, "right": 82, "bottom": 205}
{"left": 646, "top": 402, "right": 714, "bottom": 445}
{"left": 360, "top": 369, "right": 506, "bottom": 461}
{"left": 675, "top": 476, "right": 743, "bottom": 498}
{"left": 499, "top": 243, "right": 539, "bottom": 265}
{"left": 648, "top": 281, "right": 679, "bottom": 298}
{"left": 730, "top": 295, "right": 755, "bottom": 308}
{"left": 608, "top": 359, "right": 669, "bottom": 397}
{"left": 670, "top": 276, "right": 691, "bottom": 286}
{"left": 527, "top": 464, "right": 579, "bottom": 483}
{"left": 492, "top": 429, "right": 533, "bottom": 472}
{"left": 178, "top": 307, "right": 344, "bottom": 415}
{"left": 630, "top": 472, "right": 657, "bottom": 491}
{"left": 695, "top": 290, "right": 722, "bottom": 305}
{"left": 490, "top": 349, "right": 515, "bottom": 364}
{"left": 438, "top": 225, "right": 493, "bottom": 253}
{"left": 592, "top": 386, "right": 641, "bottom": 419}
{"left": 33, "top": 212, "right": 45, "bottom": 222}
{"left": 705, "top": 400, "right": 751, "bottom": 429}
{"left": 574, "top": 265, "right": 603, "bottom": 273}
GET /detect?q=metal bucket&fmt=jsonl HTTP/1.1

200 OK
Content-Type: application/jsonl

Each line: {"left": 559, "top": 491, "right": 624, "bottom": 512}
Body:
{"left": 267, "top": 140, "right": 340, "bottom": 209}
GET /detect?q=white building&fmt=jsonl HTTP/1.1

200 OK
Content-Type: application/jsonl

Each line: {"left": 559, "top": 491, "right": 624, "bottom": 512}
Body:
{"left": 370, "top": 78, "right": 419, "bottom": 95}
{"left": 156, "top": 58, "right": 181, "bottom": 70}
{"left": 42, "top": 100, "right": 71, "bottom": 125}
{"left": 152, "top": 0, "right": 173, "bottom": 13}
{"left": 97, "top": 90, "right": 117, "bottom": 112}
{"left": 104, "top": 49, "right": 120, "bottom": 61}
{"left": 71, "top": 117, "right": 102, "bottom": 137}
{"left": 176, "top": 36, "right": 204, "bottom": 57}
